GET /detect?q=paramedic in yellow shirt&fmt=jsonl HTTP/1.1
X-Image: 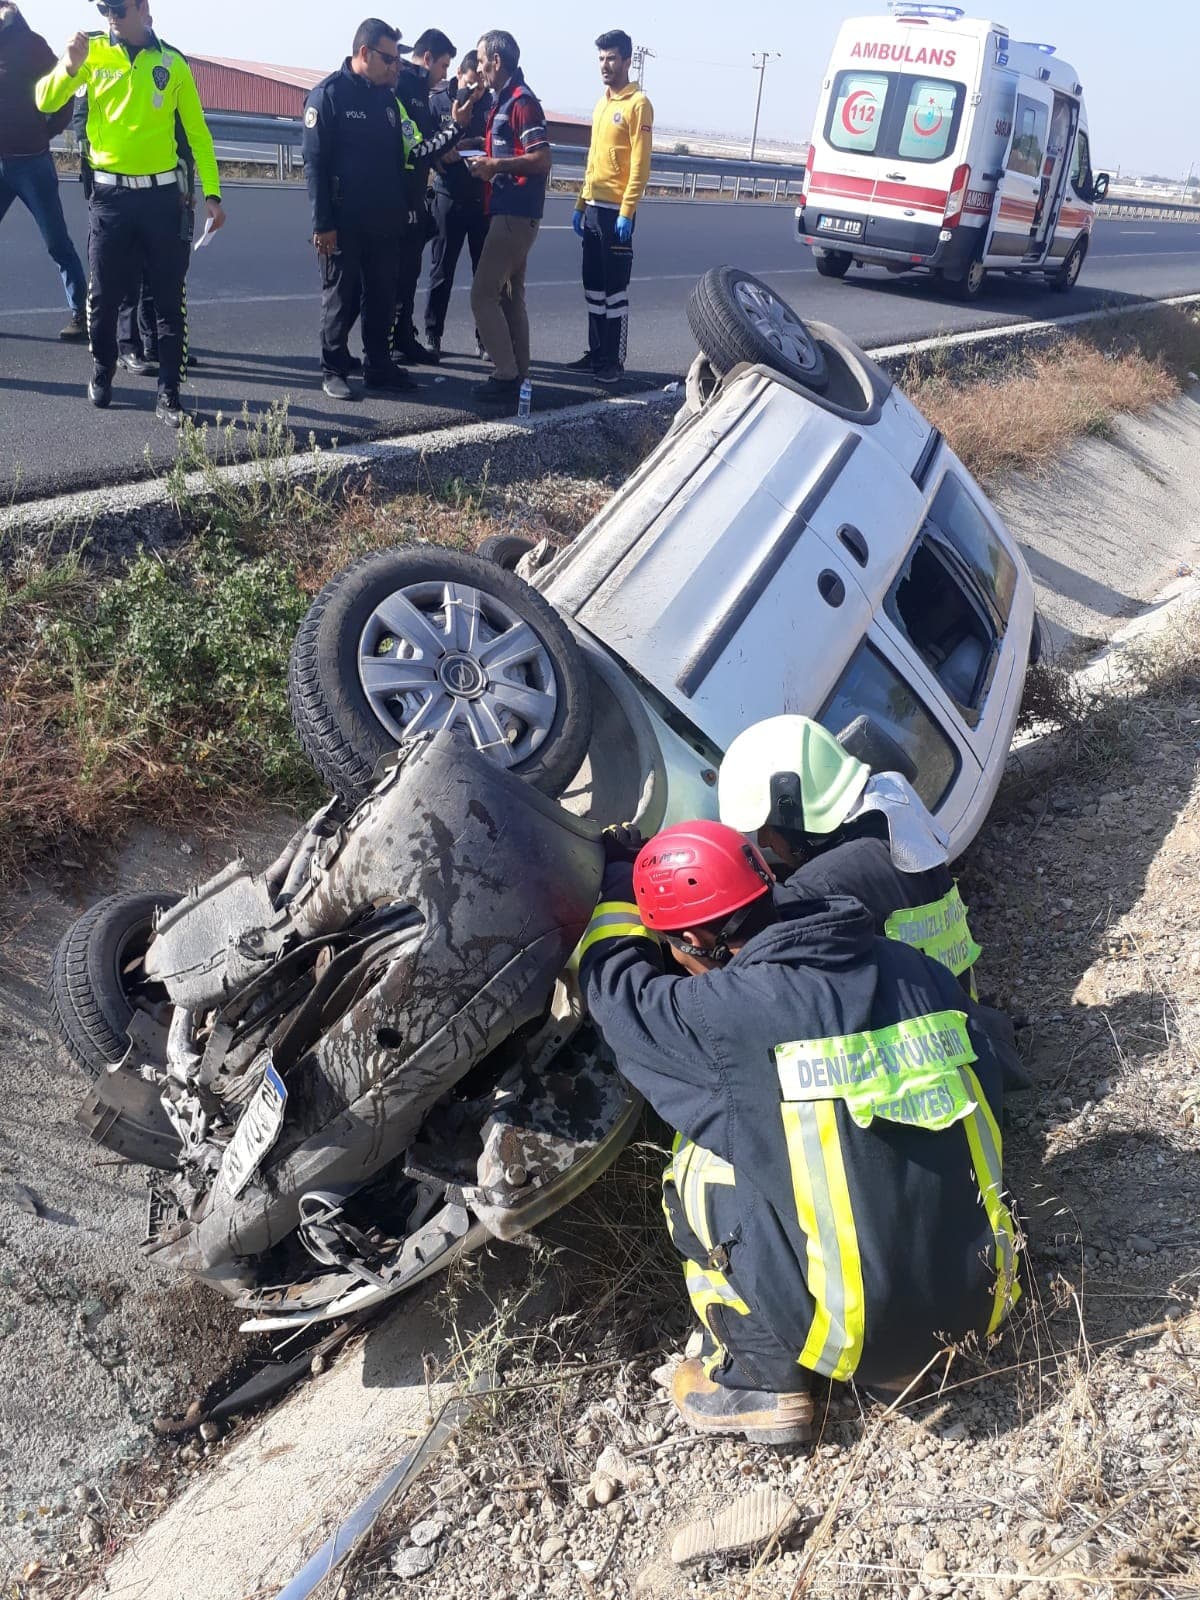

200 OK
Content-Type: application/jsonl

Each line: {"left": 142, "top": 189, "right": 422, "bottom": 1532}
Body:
{"left": 569, "top": 29, "right": 652, "bottom": 383}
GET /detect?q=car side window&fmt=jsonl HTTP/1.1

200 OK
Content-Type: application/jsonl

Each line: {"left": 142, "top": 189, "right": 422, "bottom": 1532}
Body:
{"left": 1070, "top": 129, "right": 1093, "bottom": 198}
{"left": 820, "top": 643, "right": 958, "bottom": 812}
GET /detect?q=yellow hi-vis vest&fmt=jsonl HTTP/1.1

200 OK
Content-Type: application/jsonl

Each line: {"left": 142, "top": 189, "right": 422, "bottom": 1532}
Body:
{"left": 884, "top": 883, "right": 981, "bottom": 983}
{"left": 35, "top": 32, "right": 220, "bottom": 198}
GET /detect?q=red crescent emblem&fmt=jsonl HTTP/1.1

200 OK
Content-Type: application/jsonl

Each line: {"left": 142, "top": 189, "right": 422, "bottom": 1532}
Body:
{"left": 912, "top": 98, "right": 944, "bottom": 138}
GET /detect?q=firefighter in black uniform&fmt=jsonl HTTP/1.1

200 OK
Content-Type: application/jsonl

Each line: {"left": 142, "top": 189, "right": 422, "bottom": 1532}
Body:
{"left": 580, "top": 820, "right": 1021, "bottom": 1442}
{"left": 719, "top": 714, "right": 983, "bottom": 996}
{"left": 392, "top": 28, "right": 456, "bottom": 364}
{"left": 36, "top": 0, "right": 223, "bottom": 426}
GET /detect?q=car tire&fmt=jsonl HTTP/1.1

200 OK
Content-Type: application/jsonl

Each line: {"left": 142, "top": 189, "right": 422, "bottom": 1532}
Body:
{"left": 477, "top": 533, "right": 536, "bottom": 571}
{"left": 50, "top": 891, "right": 178, "bottom": 1075}
{"left": 687, "top": 266, "right": 829, "bottom": 392}
{"left": 1049, "top": 238, "right": 1087, "bottom": 293}
{"left": 946, "top": 252, "right": 987, "bottom": 301}
{"left": 814, "top": 251, "right": 853, "bottom": 280}
{"left": 288, "top": 546, "right": 593, "bottom": 805}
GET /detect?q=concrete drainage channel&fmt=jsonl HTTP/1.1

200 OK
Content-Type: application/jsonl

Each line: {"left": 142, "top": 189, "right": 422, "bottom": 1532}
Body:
{"left": 4, "top": 302, "right": 1200, "bottom": 1596}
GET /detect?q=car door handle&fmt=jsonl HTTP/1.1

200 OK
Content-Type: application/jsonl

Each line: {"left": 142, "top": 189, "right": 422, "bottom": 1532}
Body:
{"left": 838, "top": 524, "right": 869, "bottom": 567}
{"left": 818, "top": 570, "right": 846, "bottom": 607}
{"left": 885, "top": 171, "right": 907, "bottom": 181}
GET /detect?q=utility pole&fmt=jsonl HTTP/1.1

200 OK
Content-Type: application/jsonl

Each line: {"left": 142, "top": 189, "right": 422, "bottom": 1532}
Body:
{"left": 749, "top": 51, "right": 780, "bottom": 162}
{"left": 631, "top": 44, "right": 656, "bottom": 89}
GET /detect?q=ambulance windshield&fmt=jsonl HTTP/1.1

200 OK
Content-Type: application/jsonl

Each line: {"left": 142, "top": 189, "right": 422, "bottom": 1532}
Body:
{"left": 826, "top": 70, "right": 965, "bottom": 164}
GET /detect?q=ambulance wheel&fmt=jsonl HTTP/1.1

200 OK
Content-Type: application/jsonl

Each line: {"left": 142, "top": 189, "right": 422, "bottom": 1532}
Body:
{"left": 288, "top": 546, "right": 592, "bottom": 806}
{"left": 1049, "top": 238, "right": 1087, "bottom": 293}
{"left": 688, "top": 267, "right": 829, "bottom": 392}
{"left": 946, "top": 255, "right": 987, "bottom": 301}
{"left": 814, "top": 251, "right": 853, "bottom": 280}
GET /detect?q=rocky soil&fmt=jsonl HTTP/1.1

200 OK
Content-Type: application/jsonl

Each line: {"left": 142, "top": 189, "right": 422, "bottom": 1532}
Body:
{"left": 340, "top": 642, "right": 1200, "bottom": 1600}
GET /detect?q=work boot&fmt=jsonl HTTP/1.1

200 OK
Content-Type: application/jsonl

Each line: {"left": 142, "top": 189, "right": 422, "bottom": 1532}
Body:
{"left": 396, "top": 337, "right": 439, "bottom": 366}
{"left": 118, "top": 351, "right": 156, "bottom": 376}
{"left": 471, "top": 375, "right": 520, "bottom": 408}
{"left": 155, "top": 388, "right": 186, "bottom": 429}
{"left": 593, "top": 363, "right": 624, "bottom": 385}
{"left": 322, "top": 373, "right": 355, "bottom": 401}
{"left": 87, "top": 366, "right": 113, "bottom": 408}
{"left": 59, "top": 310, "right": 87, "bottom": 342}
{"left": 671, "top": 1359, "right": 813, "bottom": 1446}
{"left": 565, "top": 351, "right": 596, "bottom": 371}
{"left": 364, "top": 362, "right": 418, "bottom": 393}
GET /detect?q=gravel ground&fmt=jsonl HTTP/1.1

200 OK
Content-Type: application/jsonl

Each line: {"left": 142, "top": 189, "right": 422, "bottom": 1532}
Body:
{"left": 339, "top": 636, "right": 1200, "bottom": 1600}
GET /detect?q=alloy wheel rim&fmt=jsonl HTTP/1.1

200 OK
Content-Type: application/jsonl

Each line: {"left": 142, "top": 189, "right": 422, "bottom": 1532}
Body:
{"left": 734, "top": 280, "right": 821, "bottom": 372}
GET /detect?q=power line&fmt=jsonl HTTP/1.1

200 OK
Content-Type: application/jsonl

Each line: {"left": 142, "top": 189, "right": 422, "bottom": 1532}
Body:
{"left": 631, "top": 44, "right": 656, "bottom": 90}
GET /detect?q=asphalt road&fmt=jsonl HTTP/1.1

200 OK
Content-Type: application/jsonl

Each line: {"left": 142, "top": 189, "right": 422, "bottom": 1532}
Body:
{"left": 5, "top": 184, "right": 1200, "bottom": 502}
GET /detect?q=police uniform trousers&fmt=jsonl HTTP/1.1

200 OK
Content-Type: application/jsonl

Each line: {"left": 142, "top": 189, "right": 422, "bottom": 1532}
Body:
{"left": 118, "top": 198, "right": 193, "bottom": 361}
{"left": 391, "top": 227, "right": 428, "bottom": 354}
{"left": 321, "top": 226, "right": 401, "bottom": 379}
{"left": 424, "top": 190, "right": 489, "bottom": 344}
{"left": 88, "top": 182, "right": 190, "bottom": 393}
{"left": 582, "top": 203, "right": 634, "bottom": 371}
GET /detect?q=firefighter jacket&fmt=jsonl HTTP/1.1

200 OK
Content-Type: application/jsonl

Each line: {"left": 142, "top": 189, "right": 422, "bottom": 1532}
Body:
{"left": 782, "top": 816, "right": 980, "bottom": 989}
{"left": 580, "top": 875, "right": 1021, "bottom": 1388}
{"left": 578, "top": 80, "right": 653, "bottom": 219}
{"left": 35, "top": 30, "right": 219, "bottom": 198}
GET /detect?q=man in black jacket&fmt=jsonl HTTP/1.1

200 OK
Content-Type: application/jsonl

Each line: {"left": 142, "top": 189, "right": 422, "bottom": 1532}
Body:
{"left": 423, "top": 49, "right": 490, "bottom": 358}
{"left": 303, "top": 18, "right": 420, "bottom": 400}
{"left": 392, "top": 27, "right": 456, "bottom": 364}
{"left": 0, "top": 0, "right": 87, "bottom": 339}
{"left": 580, "top": 820, "right": 1021, "bottom": 1443}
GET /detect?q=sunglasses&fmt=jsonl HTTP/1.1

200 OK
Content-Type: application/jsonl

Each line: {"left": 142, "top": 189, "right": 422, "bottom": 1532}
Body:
{"left": 369, "top": 44, "right": 399, "bottom": 65}
{"left": 96, "top": 1, "right": 130, "bottom": 15}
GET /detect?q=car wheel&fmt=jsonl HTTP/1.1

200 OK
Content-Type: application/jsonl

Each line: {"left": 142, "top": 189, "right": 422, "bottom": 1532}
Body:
{"left": 687, "top": 266, "right": 829, "bottom": 392}
{"left": 288, "top": 546, "right": 593, "bottom": 805}
{"left": 814, "top": 250, "right": 853, "bottom": 280}
{"left": 1049, "top": 238, "right": 1087, "bottom": 294}
{"left": 946, "top": 254, "right": 987, "bottom": 301}
{"left": 50, "top": 891, "right": 178, "bottom": 1074}
{"left": 477, "top": 533, "right": 537, "bottom": 572}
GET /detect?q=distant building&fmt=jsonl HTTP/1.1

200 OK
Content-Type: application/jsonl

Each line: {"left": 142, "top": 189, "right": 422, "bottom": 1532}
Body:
{"left": 189, "top": 55, "right": 594, "bottom": 146}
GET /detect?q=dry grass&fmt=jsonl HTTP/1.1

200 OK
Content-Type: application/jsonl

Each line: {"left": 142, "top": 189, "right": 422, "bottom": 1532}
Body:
{"left": 903, "top": 304, "right": 1200, "bottom": 484}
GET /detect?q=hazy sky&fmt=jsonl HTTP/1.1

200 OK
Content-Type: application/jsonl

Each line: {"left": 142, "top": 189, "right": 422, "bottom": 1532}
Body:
{"left": 17, "top": 0, "right": 1198, "bottom": 175}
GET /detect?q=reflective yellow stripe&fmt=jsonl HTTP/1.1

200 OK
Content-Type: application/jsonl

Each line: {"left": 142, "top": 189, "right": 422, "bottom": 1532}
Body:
{"left": 782, "top": 1102, "right": 857, "bottom": 1379}
{"left": 578, "top": 899, "right": 652, "bottom": 957}
{"left": 960, "top": 1065, "right": 1021, "bottom": 1333}
{"left": 677, "top": 1141, "right": 736, "bottom": 1254}
{"left": 683, "top": 1260, "right": 750, "bottom": 1322}
{"left": 813, "top": 1101, "right": 865, "bottom": 1379}
{"left": 884, "top": 883, "right": 982, "bottom": 979}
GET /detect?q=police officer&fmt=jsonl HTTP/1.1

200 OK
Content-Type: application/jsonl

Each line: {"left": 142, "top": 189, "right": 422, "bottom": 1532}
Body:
{"left": 569, "top": 30, "right": 653, "bottom": 383}
{"left": 392, "top": 27, "right": 456, "bottom": 364}
{"left": 580, "top": 821, "right": 1021, "bottom": 1441}
{"left": 423, "top": 49, "right": 491, "bottom": 359}
{"left": 718, "top": 715, "right": 983, "bottom": 995}
{"left": 35, "top": 0, "right": 223, "bottom": 426}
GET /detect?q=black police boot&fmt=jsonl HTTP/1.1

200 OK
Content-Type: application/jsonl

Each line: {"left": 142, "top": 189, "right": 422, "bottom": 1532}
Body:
{"left": 565, "top": 352, "right": 596, "bottom": 371}
{"left": 364, "top": 362, "right": 418, "bottom": 394}
{"left": 87, "top": 366, "right": 113, "bottom": 408}
{"left": 155, "top": 388, "right": 186, "bottom": 429}
{"left": 593, "top": 363, "right": 625, "bottom": 385}
{"left": 397, "top": 337, "right": 439, "bottom": 366}
{"left": 118, "top": 350, "right": 156, "bottom": 377}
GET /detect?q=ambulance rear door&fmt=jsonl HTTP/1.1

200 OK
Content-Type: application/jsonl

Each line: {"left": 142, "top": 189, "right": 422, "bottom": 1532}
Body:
{"left": 806, "top": 64, "right": 886, "bottom": 244}
{"left": 988, "top": 79, "right": 1057, "bottom": 261}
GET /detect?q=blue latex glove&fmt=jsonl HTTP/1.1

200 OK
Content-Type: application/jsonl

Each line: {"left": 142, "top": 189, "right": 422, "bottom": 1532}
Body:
{"left": 614, "top": 214, "right": 633, "bottom": 245}
{"left": 572, "top": 209, "right": 585, "bottom": 238}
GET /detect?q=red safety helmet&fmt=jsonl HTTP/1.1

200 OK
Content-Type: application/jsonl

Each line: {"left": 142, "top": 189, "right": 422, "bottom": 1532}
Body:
{"left": 633, "top": 820, "right": 774, "bottom": 934}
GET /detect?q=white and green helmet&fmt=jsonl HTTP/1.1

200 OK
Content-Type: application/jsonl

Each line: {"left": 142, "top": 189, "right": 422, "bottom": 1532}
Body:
{"left": 718, "top": 714, "right": 950, "bottom": 872}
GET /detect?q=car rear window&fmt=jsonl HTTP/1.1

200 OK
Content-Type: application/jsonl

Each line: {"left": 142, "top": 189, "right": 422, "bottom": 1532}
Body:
{"left": 926, "top": 473, "right": 1018, "bottom": 626}
{"left": 825, "top": 69, "right": 966, "bottom": 165}
{"left": 820, "top": 643, "right": 959, "bottom": 811}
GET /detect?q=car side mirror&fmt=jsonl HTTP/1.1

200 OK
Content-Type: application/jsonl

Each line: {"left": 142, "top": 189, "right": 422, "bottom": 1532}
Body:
{"left": 836, "top": 715, "right": 919, "bottom": 785}
{"left": 1092, "top": 172, "right": 1110, "bottom": 201}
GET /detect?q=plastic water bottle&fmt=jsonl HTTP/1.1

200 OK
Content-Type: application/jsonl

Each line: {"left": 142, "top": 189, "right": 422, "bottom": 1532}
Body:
{"left": 517, "top": 378, "right": 533, "bottom": 418}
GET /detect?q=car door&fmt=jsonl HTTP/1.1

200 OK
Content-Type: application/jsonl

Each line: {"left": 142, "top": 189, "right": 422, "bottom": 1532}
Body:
{"left": 988, "top": 81, "right": 1054, "bottom": 259}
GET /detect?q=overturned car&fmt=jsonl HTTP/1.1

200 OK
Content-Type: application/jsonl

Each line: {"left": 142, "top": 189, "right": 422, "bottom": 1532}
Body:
{"left": 50, "top": 277, "right": 1038, "bottom": 1331}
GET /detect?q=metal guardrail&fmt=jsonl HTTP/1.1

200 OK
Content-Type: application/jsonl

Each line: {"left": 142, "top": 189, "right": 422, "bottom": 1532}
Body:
{"left": 200, "top": 112, "right": 807, "bottom": 198}
{"left": 1098, "top": 197, "right": 1200, "bottom": 223}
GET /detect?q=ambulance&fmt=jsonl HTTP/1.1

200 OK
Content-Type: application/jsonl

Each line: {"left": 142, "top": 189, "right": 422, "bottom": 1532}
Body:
{"left": 794, "top": 4, "right": 1109, "bottom": 298}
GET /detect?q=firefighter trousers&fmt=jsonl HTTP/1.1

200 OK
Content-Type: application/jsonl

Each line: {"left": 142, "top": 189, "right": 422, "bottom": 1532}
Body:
{"left": 582, "top": 203, "right": 634, "bottom": 372}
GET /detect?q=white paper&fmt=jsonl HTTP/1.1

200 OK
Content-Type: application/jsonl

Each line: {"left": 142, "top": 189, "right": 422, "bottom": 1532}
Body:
{"left": 193, "top": 217, "right": 217, "bottom": 253}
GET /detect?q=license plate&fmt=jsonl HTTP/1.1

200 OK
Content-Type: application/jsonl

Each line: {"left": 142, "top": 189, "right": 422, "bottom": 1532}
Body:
{"left": 818, "top": 215, "right": 864, "bottom": 237}
{"left": 221, "top": 1059, "right": 288, "bottom": 1199}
